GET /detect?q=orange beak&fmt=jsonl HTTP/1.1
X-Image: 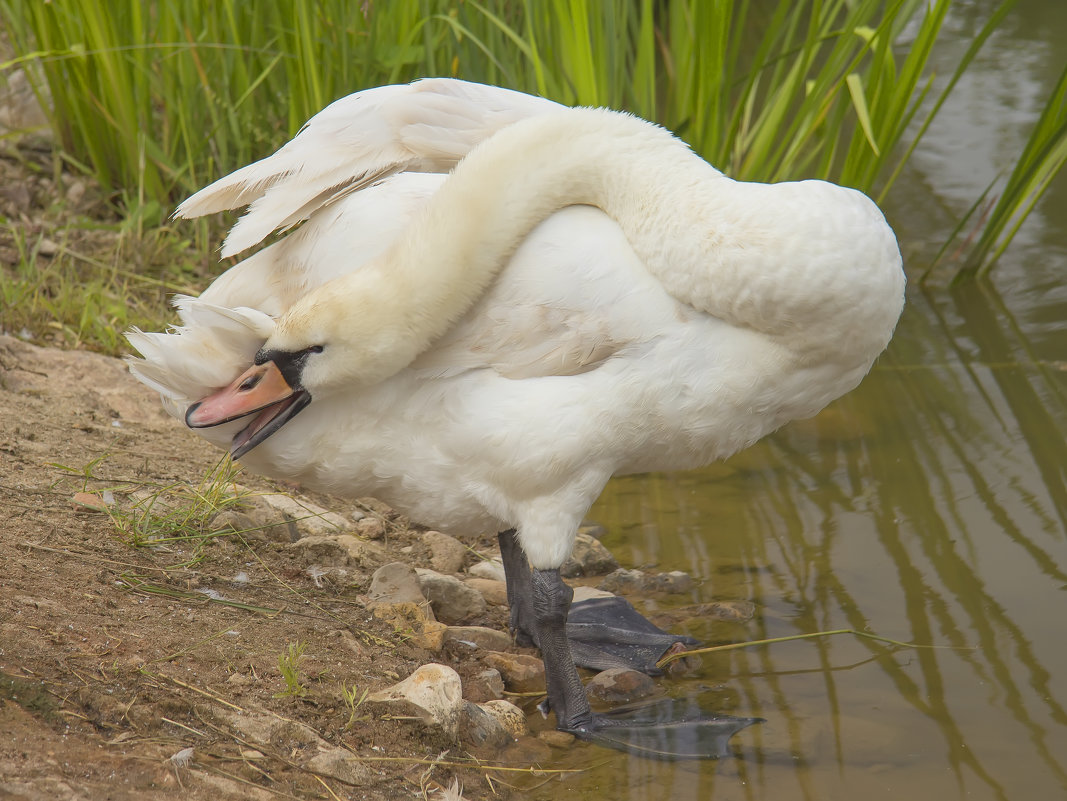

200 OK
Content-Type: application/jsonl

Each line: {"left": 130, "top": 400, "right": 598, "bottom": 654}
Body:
{"left": 185, "top": 361, "right": 311, "bottom": 459}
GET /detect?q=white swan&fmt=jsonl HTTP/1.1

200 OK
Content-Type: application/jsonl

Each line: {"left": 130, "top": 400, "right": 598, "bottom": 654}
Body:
{"left": 127, "top": 78, "right": 904, "bottom": 748}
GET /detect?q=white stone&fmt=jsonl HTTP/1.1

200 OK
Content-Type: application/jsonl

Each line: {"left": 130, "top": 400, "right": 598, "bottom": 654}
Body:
{"left": 367, "top": 664, "right": 464, "bottom": 738}
{"left": 478, "top": 700, "right": 528, "bottom": 738}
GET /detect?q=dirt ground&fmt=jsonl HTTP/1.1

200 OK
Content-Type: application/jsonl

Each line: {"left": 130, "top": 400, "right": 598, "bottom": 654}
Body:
{"left": 0, "top": 333, "right": 571, "bottom": 800}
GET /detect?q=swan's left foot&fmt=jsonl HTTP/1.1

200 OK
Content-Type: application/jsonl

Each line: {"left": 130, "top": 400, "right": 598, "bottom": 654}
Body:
{"left": 497, "top": 529, "right": 698, "bottom": 674}
{"left": 566, "top": 595, "right": 699, "bottom": 674}
{"left": 507, "top": 537, "right": 760, "bottom": 759}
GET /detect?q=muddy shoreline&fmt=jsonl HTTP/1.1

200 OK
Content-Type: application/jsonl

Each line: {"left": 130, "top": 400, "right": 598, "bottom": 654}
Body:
{"left": 0, "top": 334, "right": 720, "bottom": 800}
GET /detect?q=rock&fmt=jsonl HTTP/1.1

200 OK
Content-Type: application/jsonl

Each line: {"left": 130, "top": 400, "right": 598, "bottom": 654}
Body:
{"left": 367, "top": 562, "right": 427, "bottom": 608}
{"left": 65, "top": 179, "right": 87, "bottom": 206}
{"left": 653, "top": 570, "right": 693, "bottom": 593}
{"left": 422, "top": 530, "right": 467, "bottom": 574}
{"left": 241, "top": 492, "right": 351, "bottom": 541}
{"left": 443, "top": 626, "right": 512, "bottom": 652}
{"left": 598, "top": 568, "right": 693, "bottom": 595}
{"left": 412, "top": 622, "right": 448, "bottom": 651}
{"left": 305, "top": 746, "right": 375, "bottom": 786}
{"left": 482, "top": 651, "right": 544, "bottom": 693}
{"left": 479, "top": 699, "right": 528, "bottom": 738}
{"left": 211, "top": 708, "right": 373, "bottom": 786}
{"left": 71, "top": 491, "right": 108, "bottom": 512}
{"left": 572, "top": 585, "right": 616, "bottom": 602}
{"left": 458, "top": 701, "right": 512, "bottom": 749}
{"left": 702, "top": 599, "right": 756, "bottom": 622}
{"left": 578, "top": 522, "right": 608, "bottom": 540}
{"left": 586, "top": 668, "right": 656, "bottom": 704}
{"left": 597, "top": 568, "right": 647, "bottom": 594}
{"left": 502, "top": 736, "right": 553, "bottom": 764}
{"left": 462, "top": 668, "right": 505, "bottom": 702}
{"left": 560, "top": 532, "right": 619, "bottom": 577}
{"left": 468, "top": 558, "right": 506, "bottom": 582}
{"left": 0, "top": 67, "right": 51, "bottom": 135}
{"left": 366, "top": 563, "right": 443, "bottom": 648}
{"left": 464, "top": 577, "right": 508, "bottom": 606}
{"left": 416, "top": 569, "right": 486, "bottom": 625}
{"left": 210, "top": 510, "right": 259, "bottom": 536}
{"left": 538, "top": 729, "right": 576, "bottom": 748}
{"left": 355, "top": 516, "right": 385, "bottom": 539}
{"left": 366, "top": 664, "right": 464, "bottom": 739}
{"left": 289, "top": 534, "right": 388, "bottom": 568}
{"left": 332, "top": 629, "right": 367, "bottom": 659}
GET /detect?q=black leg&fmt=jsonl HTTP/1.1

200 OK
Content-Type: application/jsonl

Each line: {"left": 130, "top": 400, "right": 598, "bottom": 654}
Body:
{"left": 530, "top": 567, "right": 593, "bottom": 732}
{"left": 498, "top": 529, "right": 536, "bottom": 647}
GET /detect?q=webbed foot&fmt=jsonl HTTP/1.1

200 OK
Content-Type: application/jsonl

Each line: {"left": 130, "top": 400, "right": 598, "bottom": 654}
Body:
{"left": 498, "top": 530, "right": 760, "bottom": 760}
{"left": 498, "top": 529, "right": 698, "bottom": 674}
{"left": 571, "top": 700, "right": 762, "bottom": 760}
{"left": 567, "top": 595, "right": 699, "bottom": 674}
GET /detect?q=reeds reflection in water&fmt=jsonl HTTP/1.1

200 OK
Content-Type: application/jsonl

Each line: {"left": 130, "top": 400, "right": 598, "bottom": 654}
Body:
{"left": 526, "top": 285, "right": 1067, "bottom": 801}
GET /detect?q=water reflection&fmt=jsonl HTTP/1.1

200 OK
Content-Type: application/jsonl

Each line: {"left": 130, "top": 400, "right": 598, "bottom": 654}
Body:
{"left": 519, "top": 283, "right": 1066, "bottom": 801}
{"left": 515, "top": 0, "right": 1067, "bottom": 785}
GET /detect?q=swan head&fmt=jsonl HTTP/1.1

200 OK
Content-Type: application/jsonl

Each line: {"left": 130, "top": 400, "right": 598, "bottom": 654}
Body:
{"left": 183, "top": 280, "right": 415, "bottom": 458}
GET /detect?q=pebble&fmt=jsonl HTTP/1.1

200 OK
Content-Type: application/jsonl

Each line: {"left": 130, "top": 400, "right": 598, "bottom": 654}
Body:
{"left": 365, "top": 563, "right": 444, "bottom": 648}
{"left": 462, "top": 668, "right": 505, "bottom": 702}
{"left": 598, "top": 567, "right": 693, "bottom": 594}
{"left": 65, "top": 179, "right": 86, "bottom": 206}
{"left": 366, "top": 664, "right": 464, "bottom": 739}
{"left": 478, "top": 699, "right": 528, "bottom": 737}
{"left": 243, "top": 491, "right": 351, "bottom": 539}
{"left": 289, "top": 534, "right": 387, "bottom": 568}
{"left": 586, "top": 667, "right": 656, "bottom": 703}
{"left": 366, "top": 562, "right": 427, "bottom": 608}
{"left": 537, "top": 730, "right": 576, "bottom": 748}
{"left": 462, "top": 577, "right": 508, "bottom": 606}
{"left": 355, "top": 516, "right": 385, "bottom": 539}
{"left": 468, "top": 558, "right": 506, "bottom": 582}
{"left": 560, "top": 532, "right": 619, "bottom": 577}
{"left": 422, "top": 529, "right": 467, "bottom": 574}
{"left": 482, "top": 651, "right": 545, "bottom": 693}
{"left": 306, "top": 747, "right": 374, "bottom": 786}
{"left": 71, "top": 491, "right": 108, "bottom": 512}
{"left": 416, "top": 568, "right": 486, "bottom": 624}
{"left": 459, "top": 701, "right": 512, "bottom": 749}
{"left": 443, "top": 625, "right": 512, "bottom": 652}
{"left": 571, "top": 585, "right": 616, "bottom": 602}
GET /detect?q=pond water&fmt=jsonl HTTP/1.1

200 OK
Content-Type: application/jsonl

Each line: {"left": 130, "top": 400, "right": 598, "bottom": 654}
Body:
{"left": 521, "top": 2, "right": 1067, "bottom": 798}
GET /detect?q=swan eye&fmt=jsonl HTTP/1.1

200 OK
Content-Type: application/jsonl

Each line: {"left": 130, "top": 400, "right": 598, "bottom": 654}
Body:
{"left": 307, "top": 345, "right": 324, "bottom": 354}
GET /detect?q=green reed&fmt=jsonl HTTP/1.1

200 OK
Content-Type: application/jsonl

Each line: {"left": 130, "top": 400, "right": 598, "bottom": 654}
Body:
{"left": 1, "top": 0, "right": 1063, "bottom": 293}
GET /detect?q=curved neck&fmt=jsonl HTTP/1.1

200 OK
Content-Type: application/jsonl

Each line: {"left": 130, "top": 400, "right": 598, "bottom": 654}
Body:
{"left": 280, "top": 108, "right": 903, "bottom": 384}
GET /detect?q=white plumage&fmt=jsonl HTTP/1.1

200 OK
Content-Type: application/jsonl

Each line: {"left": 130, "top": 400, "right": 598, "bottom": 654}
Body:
{"left": 127, "top": 78, "right": 905, "bottom": 572}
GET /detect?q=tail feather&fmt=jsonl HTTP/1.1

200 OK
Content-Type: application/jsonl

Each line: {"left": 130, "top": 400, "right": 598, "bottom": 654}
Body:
{"left": 126, "top": 301, "right": 275, "bottom": 416}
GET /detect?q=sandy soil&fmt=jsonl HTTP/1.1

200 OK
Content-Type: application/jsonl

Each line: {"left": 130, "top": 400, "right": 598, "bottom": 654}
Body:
{"left": 0, "top": 334, "right": 561, "bottom": 800}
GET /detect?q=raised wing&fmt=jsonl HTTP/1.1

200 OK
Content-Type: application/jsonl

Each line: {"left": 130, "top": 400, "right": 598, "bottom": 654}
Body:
{"left": 175, "top": 78, "right": 563, "bottom": 257}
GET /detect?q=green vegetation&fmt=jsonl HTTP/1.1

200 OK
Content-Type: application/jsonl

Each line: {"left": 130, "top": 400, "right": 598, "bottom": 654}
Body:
{"left": 1, "top": 0, "right": 1065, "bottom": 351}
{"left": 51, "top": 453, "right": 249, "bottom": 566}
{"left": 275, "top": 641, "right": 309, "bottom": 698}
{"left": 342, "top": 683, "right": 371, "bottom": 729}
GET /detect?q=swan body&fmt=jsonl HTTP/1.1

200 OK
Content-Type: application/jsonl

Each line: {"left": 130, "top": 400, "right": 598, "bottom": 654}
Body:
{"left": 127, "top": 79, "right": 904, "bottom": 741}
